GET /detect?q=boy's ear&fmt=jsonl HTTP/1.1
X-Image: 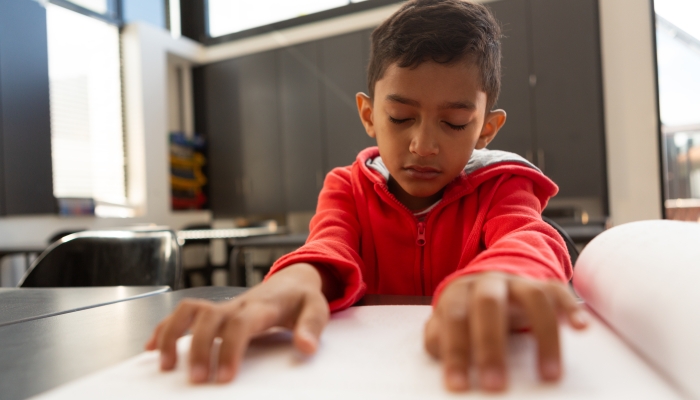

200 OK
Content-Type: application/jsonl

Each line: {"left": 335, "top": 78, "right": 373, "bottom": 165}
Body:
{"left": 476, "top": 109, "right": 507, "bottom": 149}
{"left": 356, "top": 92, "right": 376, "bottom": 139}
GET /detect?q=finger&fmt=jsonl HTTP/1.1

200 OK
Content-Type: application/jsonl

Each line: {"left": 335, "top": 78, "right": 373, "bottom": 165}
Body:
{"left": 549, "top": 283, "right": 589, "bottom": 329}
{"left": 471, "top": 277, "right": 508, "bottom": 391}
{"left": 510, "top": 281, "right": 561, "bottom": 381}
{"left": 293, "top": 293, "right": 330, "bottom": 355}
{"left": 157, "top": 300, "right": 202, "bottom": 371}
{"left": 188, "top": 305, "right": 225, "bottom": 383}
{"left": 424, "top": 315, "right": 440, "bottom": 359}
{"left": 145, "top": 320, "right": 166, "bottom": 351}
{"left": 216, "top": 303, "right": 280, "bottom": 383}
{"left": 440, "top": 286, "right": 472, "bottom": 392}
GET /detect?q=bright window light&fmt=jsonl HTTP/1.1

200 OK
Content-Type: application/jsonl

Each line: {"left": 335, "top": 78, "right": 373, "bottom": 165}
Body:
{"left": 47, "top": 4, "right": 127, "bottom": 206}
{"left": 67, "top": 0, "right": 109, "bottom": 14}
{"left": 654, "top": 0, "right": 700, "bottom": 41}
{"left": 208, "top": 0, "right": 356, "bottom": 38}
{"left": 655, "top": 0, "right": 700, "bottom": 127}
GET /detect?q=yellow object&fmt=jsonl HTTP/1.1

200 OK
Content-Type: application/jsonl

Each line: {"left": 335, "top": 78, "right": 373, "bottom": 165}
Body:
{"left": 170, "top": 153, "right": 206, "bottom": 169}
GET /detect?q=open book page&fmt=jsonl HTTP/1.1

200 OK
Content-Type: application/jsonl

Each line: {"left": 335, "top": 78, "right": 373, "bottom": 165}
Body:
{"left": 35, "top": 305, "right": 680, "bottom": 399}
{"left": 574, "top": 220, "right": 700, "bottom": 399}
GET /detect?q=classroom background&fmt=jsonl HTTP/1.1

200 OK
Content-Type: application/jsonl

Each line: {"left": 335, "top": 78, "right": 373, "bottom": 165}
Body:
{"left": 0, "top": 0, "right": 698, "bottom": 289}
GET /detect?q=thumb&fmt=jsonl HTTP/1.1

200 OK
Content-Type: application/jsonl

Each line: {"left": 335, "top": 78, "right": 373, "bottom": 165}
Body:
{"left": 293, "top": 293, "right": 330, "bottom": 355}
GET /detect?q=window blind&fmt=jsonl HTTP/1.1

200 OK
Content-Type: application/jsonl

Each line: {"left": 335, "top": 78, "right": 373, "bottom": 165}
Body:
{"left": 46, "top": 4, "right": 127, "bottom": 206}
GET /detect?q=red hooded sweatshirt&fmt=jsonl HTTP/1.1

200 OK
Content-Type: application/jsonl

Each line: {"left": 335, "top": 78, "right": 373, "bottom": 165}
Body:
{"left": 267, "top": 147, "right": 572, "bottom": 312}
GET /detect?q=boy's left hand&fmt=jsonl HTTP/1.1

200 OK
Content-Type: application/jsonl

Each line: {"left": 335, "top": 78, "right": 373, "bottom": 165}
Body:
{"left": 424, "top": 272, "right": 588, "bottom": 392}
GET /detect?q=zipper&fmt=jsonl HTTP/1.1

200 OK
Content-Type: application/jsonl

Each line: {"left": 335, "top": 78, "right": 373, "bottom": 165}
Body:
{"left": 376, "top": 183, "right": 448, "bottom": 296}
{"left": 417, "top": 221, "right": 426, "bottom": 295}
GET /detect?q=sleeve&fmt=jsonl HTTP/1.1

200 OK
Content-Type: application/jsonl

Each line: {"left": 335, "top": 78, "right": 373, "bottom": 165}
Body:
{"left": 433, "top": 174, "right": 572, "bottom": 302}
{"left": 265, "top": 167, "right": 367, "bottom": 311}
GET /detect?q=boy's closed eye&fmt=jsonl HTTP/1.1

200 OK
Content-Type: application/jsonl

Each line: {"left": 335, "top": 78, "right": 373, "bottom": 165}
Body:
{"left": 387, "top": 115, "right": 470, "bottom": 131}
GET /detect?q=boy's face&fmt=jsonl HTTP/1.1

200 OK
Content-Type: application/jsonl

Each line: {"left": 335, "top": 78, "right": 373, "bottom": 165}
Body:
{"left": 357, "top": 61, "right": 506, "bottom": 210}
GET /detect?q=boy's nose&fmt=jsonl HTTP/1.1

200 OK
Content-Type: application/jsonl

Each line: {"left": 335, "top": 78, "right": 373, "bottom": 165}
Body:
{"left": 409, "top": 126, "right": 439, "bottom": 157}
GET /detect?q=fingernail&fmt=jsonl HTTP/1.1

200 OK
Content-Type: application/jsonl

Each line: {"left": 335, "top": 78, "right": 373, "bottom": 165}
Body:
{"left": 217, "top": 366, "right": 231, "bottom": 383}
{"left": 302, "top": 328, "right": 318, "bottom": 342}
{"left": 542, "top": 360, "right": 561, "bottom": 380}
{"left": 447, "top": 369, "right": 469, "bottom": 391}
{"left": 482, "top": 368, "right": 505, "bottom": 390}
{"left": 297, "top": 330, "right": 318, "bottom": 353}
{"left": 160, "top": 353, "right": 172, "bottom": 370}
{"left": 573, "top": 310, "right": 589, "bottom": 326}
{"left": 190, "top": 365, "right": 207, "bottom": 382}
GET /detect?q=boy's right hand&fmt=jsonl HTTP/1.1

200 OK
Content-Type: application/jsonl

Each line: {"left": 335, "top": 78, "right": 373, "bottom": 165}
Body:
{"left": 144, "top": 263, "right": 331, "bottom": 384}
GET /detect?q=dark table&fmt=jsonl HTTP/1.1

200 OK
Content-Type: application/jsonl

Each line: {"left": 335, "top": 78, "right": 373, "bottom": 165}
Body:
{"left": 0, "top": 287, "right": 430, "bottom": 400}
{"left": 0, "top": 287, "right": 246, "bottom": 400}
{"left": 0, "top": 286, "right": 171, "bottom": 328}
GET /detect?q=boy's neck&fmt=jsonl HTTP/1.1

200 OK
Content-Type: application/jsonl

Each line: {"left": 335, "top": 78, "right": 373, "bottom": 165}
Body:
{"left": 388, "top": 177, "right": 444, "bottom": 212}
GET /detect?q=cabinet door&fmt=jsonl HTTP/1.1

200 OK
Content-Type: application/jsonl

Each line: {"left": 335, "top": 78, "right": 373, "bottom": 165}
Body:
{"left": 485, "top": 0, "right": 535, "bottom": 159}
{"left": 237, "top": 51, "right": 285, "bottom": 215}
{"left": 197, "top": 59, "right": 245, "bottom": 217}
{"left": 320, "top": 30, "right": 376, "bottom": 170}
{"left": 530, "top": 0, "right": 606, "bottom": 200}
{"left": 0, "top": 0, "right": 55, "bottom": 215}
{"left": 279, "top": 42, "right": 325, "bottom": 212}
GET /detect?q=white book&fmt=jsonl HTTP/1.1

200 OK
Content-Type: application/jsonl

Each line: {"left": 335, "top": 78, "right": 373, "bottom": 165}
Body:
{"left": 35, "top": 220, "right": 700, "bottom": 399}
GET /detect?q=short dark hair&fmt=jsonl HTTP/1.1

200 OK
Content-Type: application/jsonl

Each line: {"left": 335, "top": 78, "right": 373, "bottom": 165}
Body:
{"left": 367, "top": 0, "right": 502, "bottom": 111}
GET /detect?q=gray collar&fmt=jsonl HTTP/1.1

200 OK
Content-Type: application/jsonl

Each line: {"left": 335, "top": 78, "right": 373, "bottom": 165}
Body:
{"left": 366, "top": 148, "right": 539, "bottom": 182}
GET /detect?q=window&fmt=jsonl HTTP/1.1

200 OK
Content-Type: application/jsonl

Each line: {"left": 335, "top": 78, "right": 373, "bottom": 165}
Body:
{"left": 46, "top": 4, "right": 127, "bottom": 208}
{"left": 207, "top": 0, "right": 369, "bottom": 38}
{"left": 654, "top": 0, "right": 700, "bottom": 220}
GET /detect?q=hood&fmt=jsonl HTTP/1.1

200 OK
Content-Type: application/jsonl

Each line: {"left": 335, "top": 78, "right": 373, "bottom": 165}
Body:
{"left": 356, "top": 146, "right": 558, "bottom": 208}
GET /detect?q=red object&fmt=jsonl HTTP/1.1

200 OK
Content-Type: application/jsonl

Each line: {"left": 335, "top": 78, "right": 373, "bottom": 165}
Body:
{"left": 267, "top": 147, "right": 571, "bottom": 312}
{"left": 171, "top": 192, "right": 207, "bottom": 210}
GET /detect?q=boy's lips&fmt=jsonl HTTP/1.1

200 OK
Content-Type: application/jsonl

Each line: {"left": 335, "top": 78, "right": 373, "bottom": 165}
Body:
{"left": 404, "top": 165, "right": 441, "bottom": 180}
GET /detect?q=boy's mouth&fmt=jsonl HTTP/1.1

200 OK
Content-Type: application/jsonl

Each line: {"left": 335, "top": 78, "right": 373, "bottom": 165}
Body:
{"left": 404, "top": 165, "right": 441, "bottom": 180}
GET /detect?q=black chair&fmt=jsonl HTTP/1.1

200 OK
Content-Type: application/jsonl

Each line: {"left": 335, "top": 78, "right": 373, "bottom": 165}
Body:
{"left": 542, "top": 216, "right": 580, "bottom": 267}
{"left": 18, "top": 228, "right": 182, "bottom": 289}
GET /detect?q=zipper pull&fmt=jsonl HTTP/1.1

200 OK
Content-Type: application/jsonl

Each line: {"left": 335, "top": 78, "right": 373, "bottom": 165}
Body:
{"left": 416, "top": 222, "right": 426, "bottom": 246}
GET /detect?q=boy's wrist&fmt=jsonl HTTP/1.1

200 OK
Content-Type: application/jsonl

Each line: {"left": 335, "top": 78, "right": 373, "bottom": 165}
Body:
{"left": 274, "top": 263, "right": 343, "bottom": 302}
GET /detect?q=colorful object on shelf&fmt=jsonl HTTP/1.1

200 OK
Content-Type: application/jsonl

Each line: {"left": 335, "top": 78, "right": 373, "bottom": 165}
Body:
{"left": 57, "top": 197, "right": 96, "bottom": 216}
{"left": 170, "top": 132, "right": 207, "bottom": 210}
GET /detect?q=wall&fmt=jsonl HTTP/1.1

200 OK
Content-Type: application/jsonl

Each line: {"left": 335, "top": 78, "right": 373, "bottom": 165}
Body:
{"left": 598, "top": 0, "right": 663, "bottom": 224}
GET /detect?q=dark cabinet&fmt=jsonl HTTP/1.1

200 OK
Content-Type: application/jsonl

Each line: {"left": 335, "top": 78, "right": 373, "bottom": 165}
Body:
{"left": 0, "top": 0, "right": 55, "bottom": 215}
{"left": 530, "top": 0, "right": 606, "bottom": 201}
{"left": 486, "top": 0, "right": 535, "bottom": 159}
{"left": 201, "top": 30, "right": 376, "bottom": 216}
{"left": 279, "top": 42, "right": 325, "bottom": 212}
{"left": 236, "top": 51, "right": 285, "bottom": 215}
{"left": 486, "top": 0, "right": 607, "bottom": 215}
{"left": 197, "top": 58, "right": 245, "bottom": 216}
{"left": 320, "top": 29, "right": 376, "bottom": 170}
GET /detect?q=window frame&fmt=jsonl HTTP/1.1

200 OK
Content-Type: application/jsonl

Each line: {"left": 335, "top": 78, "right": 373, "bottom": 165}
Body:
{"left": 196, "top": 0, "right": 402, "bottom": 45}
{"left": 49, "top": 0, "right": 123, "bottom": 26}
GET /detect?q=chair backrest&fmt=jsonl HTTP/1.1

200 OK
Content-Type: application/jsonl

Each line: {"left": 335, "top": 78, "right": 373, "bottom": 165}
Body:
{"left": 542, "top": 216, "right": 580, "bottom": 267}
{"left": 18, "top": 229, "right": 181, "bottom": 289}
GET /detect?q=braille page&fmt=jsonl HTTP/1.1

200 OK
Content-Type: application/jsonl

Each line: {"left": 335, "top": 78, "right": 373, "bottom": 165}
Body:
{"left": 574, "top": 220, "right": 700, "bottom": 399}
{"left": 34, "top": 306, "right": 680, "bottom": 400}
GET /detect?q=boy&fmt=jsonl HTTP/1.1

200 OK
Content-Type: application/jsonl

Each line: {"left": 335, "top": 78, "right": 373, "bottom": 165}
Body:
{"left": 146, "top": 0, "right": 588, "bottom": 392}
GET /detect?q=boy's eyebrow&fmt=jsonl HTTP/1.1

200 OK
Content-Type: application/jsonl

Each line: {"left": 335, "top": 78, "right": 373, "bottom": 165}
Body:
{"left": 439, "top": 101, "right": 477, "bottom": 111}
{"left": 385, "top": 94, "right": 476, "bottom": 110}
{"left": 385, "top": 94, "right": 420, "bottom": 107}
